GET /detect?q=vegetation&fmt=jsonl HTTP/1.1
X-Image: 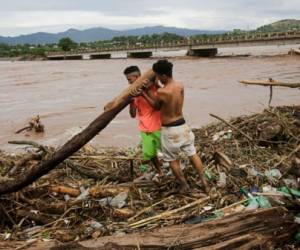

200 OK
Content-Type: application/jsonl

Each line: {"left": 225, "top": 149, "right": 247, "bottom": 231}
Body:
{"left": 58, "top": 37, "right": 78, "bottom": 52}
{"left": 256, "top": 19, "right": 300, "bottom": 32}
{"left": 0, "top": 43, "right": 48, "bottom": 58}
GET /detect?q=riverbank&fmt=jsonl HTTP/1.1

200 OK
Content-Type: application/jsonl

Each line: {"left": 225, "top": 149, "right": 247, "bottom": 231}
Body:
{"left": 0, "top": 105, "right": 299, "bottom": 249}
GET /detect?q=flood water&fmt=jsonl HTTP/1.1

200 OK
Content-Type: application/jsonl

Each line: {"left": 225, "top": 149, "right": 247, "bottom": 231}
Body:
{"left": 0, "top": 45, "right": 299, "bottom": 151}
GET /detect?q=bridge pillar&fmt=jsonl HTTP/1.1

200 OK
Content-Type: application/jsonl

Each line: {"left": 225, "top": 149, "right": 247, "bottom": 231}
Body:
{"left": 64, "top": 55, "right": 83, "bottom": 60}
{"left": 127, "top": 51, "right": 152, "bottom": 58}
{"left": 90, "top": 54, "right": 111, "bottom": 59}
{"left": 47, "top": 55, "right": 65, "bottom": 60}
{"left": 187, "top": 48, "right": 218, "bottom": 57}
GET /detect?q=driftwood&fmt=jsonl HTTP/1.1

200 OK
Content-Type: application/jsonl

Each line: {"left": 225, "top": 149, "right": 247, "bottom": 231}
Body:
{"left": 239, "top": 78, "right": 300, "bottom": 106}
{"left": 0, "top": 70, "right": 155, "bottom": 195}
{"left": 239, "top": 79, "right": 300, "bottom": 88}
{"left": 48, "top": 207, "right": 296, "bottom": 250}
{"left": 15, "top": 115, "right": 44, "bottom": 134}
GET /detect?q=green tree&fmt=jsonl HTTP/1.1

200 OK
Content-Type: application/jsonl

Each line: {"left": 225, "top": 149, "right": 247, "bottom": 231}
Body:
{"left": 58, "top": 37, "right": 77, "bottom": 52}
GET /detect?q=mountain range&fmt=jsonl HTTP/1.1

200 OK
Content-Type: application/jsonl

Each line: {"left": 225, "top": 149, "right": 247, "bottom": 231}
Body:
{"left": 0, "top": 26, "right": 226, "bottom": 45}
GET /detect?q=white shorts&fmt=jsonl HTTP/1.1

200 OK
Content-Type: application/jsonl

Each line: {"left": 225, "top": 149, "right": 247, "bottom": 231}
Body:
{"left": 161, "top": 124, "right": 196, "bottom": 162}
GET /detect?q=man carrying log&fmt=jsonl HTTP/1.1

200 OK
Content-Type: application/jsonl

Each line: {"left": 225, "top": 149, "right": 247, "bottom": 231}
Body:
{"left": 142, "top": 59, "right": 209, "bottom": 193}
{"left": 124, "top": 66, "right": 163, "bottom": 176}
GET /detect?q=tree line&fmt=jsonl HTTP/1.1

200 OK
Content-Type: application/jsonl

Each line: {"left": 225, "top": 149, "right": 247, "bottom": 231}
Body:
{"left": 0, "top": 27, "right": 299, "bottom": 58}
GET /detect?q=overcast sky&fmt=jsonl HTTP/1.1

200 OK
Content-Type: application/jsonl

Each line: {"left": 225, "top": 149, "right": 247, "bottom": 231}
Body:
{"left": 0, "top": 0, "right": 299, "bottom": 36}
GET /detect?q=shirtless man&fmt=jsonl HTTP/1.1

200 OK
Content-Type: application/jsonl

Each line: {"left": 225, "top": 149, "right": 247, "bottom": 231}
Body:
{"left": 150, "top": 59, "right": 209, "bottom": 193}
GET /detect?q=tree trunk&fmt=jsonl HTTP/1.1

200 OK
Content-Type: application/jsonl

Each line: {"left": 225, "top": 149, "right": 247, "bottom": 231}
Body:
{"left": 0, "top": 70, "right": 155, "bottom": 195}
{"left": 48, "top": 207, "right": 297, "bottom": 250}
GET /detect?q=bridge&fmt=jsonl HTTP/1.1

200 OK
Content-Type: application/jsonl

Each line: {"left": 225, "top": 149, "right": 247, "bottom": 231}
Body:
{"left": 46, "top": 31, "right": 300, "bottom": 60}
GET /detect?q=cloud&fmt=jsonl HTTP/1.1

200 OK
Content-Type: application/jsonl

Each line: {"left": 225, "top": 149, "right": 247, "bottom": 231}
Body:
{"left": 0, "top": 0, "right": 299, "bottom": 36}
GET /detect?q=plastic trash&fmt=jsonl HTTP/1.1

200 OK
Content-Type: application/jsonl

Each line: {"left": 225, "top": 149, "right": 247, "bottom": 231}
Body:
{"left": 139, "top": 164, "right": 148, "bottom": 173}
{"left": 75, "top": 188, "right": 90, "bottom": 201}
{"left": 225, "top": 130, "right": 232, "bottom": 139}
{"left": 278, "top": 187, "right": 300, "bottom": 198}
{"left": 248, "top": 167, "right": 263, "bottom": 177}
{"left": 262, "top": 185, "right": 277, "bottom": 193}
{"left": 255, "top": 196, "right": 272, "bottom": 208}
{"left": 264, "top": 169, "right": 282, "bottom": 180}
{"left": 240, "top": 187, "right": 254, "bottom": 199}
{"left": 212, "top": 130, "right": 232, "bottom": 141}
{"left": 110, "top": 192, "right": 128, "bottom": 208}
{"left": 89, "top": 221, "right": 104, "bottom": 230}
{"left": 205, "top": 170, "right": 214, "bottom": 181}
{"left": 98, "top": 197, "right": 113, "bottom": 206}
{"left": 283, "top": 178, "right": 298, "bottom": 189}
{"left": 250, "top": 186, "right": 259, "bottom": 193}
{"left": 217, "top": 172, "right": 227, "bottom": 187}
{"left": 241, "top": 187, "right": 271, "bottom": 210}
{"left": 64, "top": 194, "right": 70, "bottom": 201}
{"left": 245, "top": 198, "right": 259, "bottom": 210}
{"left": 203, "top": 205, "right": 213, "bottom": 211}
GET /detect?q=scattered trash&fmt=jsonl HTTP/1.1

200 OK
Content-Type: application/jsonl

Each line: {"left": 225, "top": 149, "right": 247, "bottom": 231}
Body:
{"left": 265, "top": 169, "right": 282, "bottom": 181}
{"left": 139, "top": 164, "right": 148, "bottom": 173}
{"left": 110, "top": 192, "right": 128, "bottom": 208}
{"left": 212, "top": 130, "right": 232, "bottom": 141}
{"left": 1, "top": 105, "right": 299, "bottom": 248}
{"left": 278, "top": 187, "right": 300, "bottom": 198}
{"left": 217, "top": 172, "right": 227, "bottom": 187}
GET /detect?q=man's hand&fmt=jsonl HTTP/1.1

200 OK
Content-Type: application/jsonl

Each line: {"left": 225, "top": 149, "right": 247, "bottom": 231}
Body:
{"left": 130, "top": 87, "right": 143, "bottom": 97}
{"left": 141, "top": 79, "right": 152, "bottom": 89}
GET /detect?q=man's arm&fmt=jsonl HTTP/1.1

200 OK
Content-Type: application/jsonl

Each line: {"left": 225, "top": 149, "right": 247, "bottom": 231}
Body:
{"left": 142, "top": 90, "right": 162, "bottom": 110}
{"left": 129, "top": 100, "right": 136, "bottom": 118}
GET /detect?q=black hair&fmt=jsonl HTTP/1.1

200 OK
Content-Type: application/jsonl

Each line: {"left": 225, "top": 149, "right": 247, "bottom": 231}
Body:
{"left": 123, "top": 66, "right": 141, "bottom": 75}
{"left": 152, "top": 59, "right": 173, "bottom": 77}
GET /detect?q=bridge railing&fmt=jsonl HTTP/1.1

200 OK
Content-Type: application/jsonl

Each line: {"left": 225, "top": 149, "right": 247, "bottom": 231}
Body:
{"left": 46, "top": 30, "right": 300, "bottom": 56}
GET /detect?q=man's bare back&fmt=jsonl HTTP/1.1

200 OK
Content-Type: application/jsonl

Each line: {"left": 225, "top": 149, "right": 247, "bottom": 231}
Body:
{"left": 158, "top": 80, "right": 184, "bottom": 125}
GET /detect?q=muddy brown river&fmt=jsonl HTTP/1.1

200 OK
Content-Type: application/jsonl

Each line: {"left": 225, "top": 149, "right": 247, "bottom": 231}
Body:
{"left": 0, "top": 46, "right": 299, "bottom": 151}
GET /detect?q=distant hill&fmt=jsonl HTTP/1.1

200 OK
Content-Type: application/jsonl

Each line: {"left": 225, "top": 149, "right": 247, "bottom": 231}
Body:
{"left": 0, "top": 26, "right": 226, "bottom": 45}
{"left": 256, "top": 19, "right": 300, "bottom": 32}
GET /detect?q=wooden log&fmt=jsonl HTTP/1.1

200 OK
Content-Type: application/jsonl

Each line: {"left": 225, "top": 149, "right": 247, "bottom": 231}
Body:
{"left": 89, "top": 186, "right": 129, "bottom": 198}
{"left": 48, "top": 207, "right": 297, "bottom": 250}
{"left": 239, "top": 79, "right": 300, "bottom": 88}
{"left": 49, "top": 185, "right": 81, "bottom": 197}
{"left": 0, "top": 69, "right": 155, "bottom": 195}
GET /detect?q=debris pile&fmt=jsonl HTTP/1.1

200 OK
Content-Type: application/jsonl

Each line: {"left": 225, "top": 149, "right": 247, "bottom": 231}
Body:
{"left": 0, "top": 106, "right": 299, "bottom": 249}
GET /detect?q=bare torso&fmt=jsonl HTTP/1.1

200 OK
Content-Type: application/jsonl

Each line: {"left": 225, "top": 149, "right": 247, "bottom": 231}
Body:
{"left": 158, "top": 80, "right": 184, "bottom": 125}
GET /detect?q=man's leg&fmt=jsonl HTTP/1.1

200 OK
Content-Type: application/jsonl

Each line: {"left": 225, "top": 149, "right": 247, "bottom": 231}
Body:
{"left": 151, "top": 156, "right": 163, "bottom": 176}
{"left": 189, "top": 154, "right": 209, "bottom": 193}
{"left": 169, "top": 160, "right": 190, "bottom": 192}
